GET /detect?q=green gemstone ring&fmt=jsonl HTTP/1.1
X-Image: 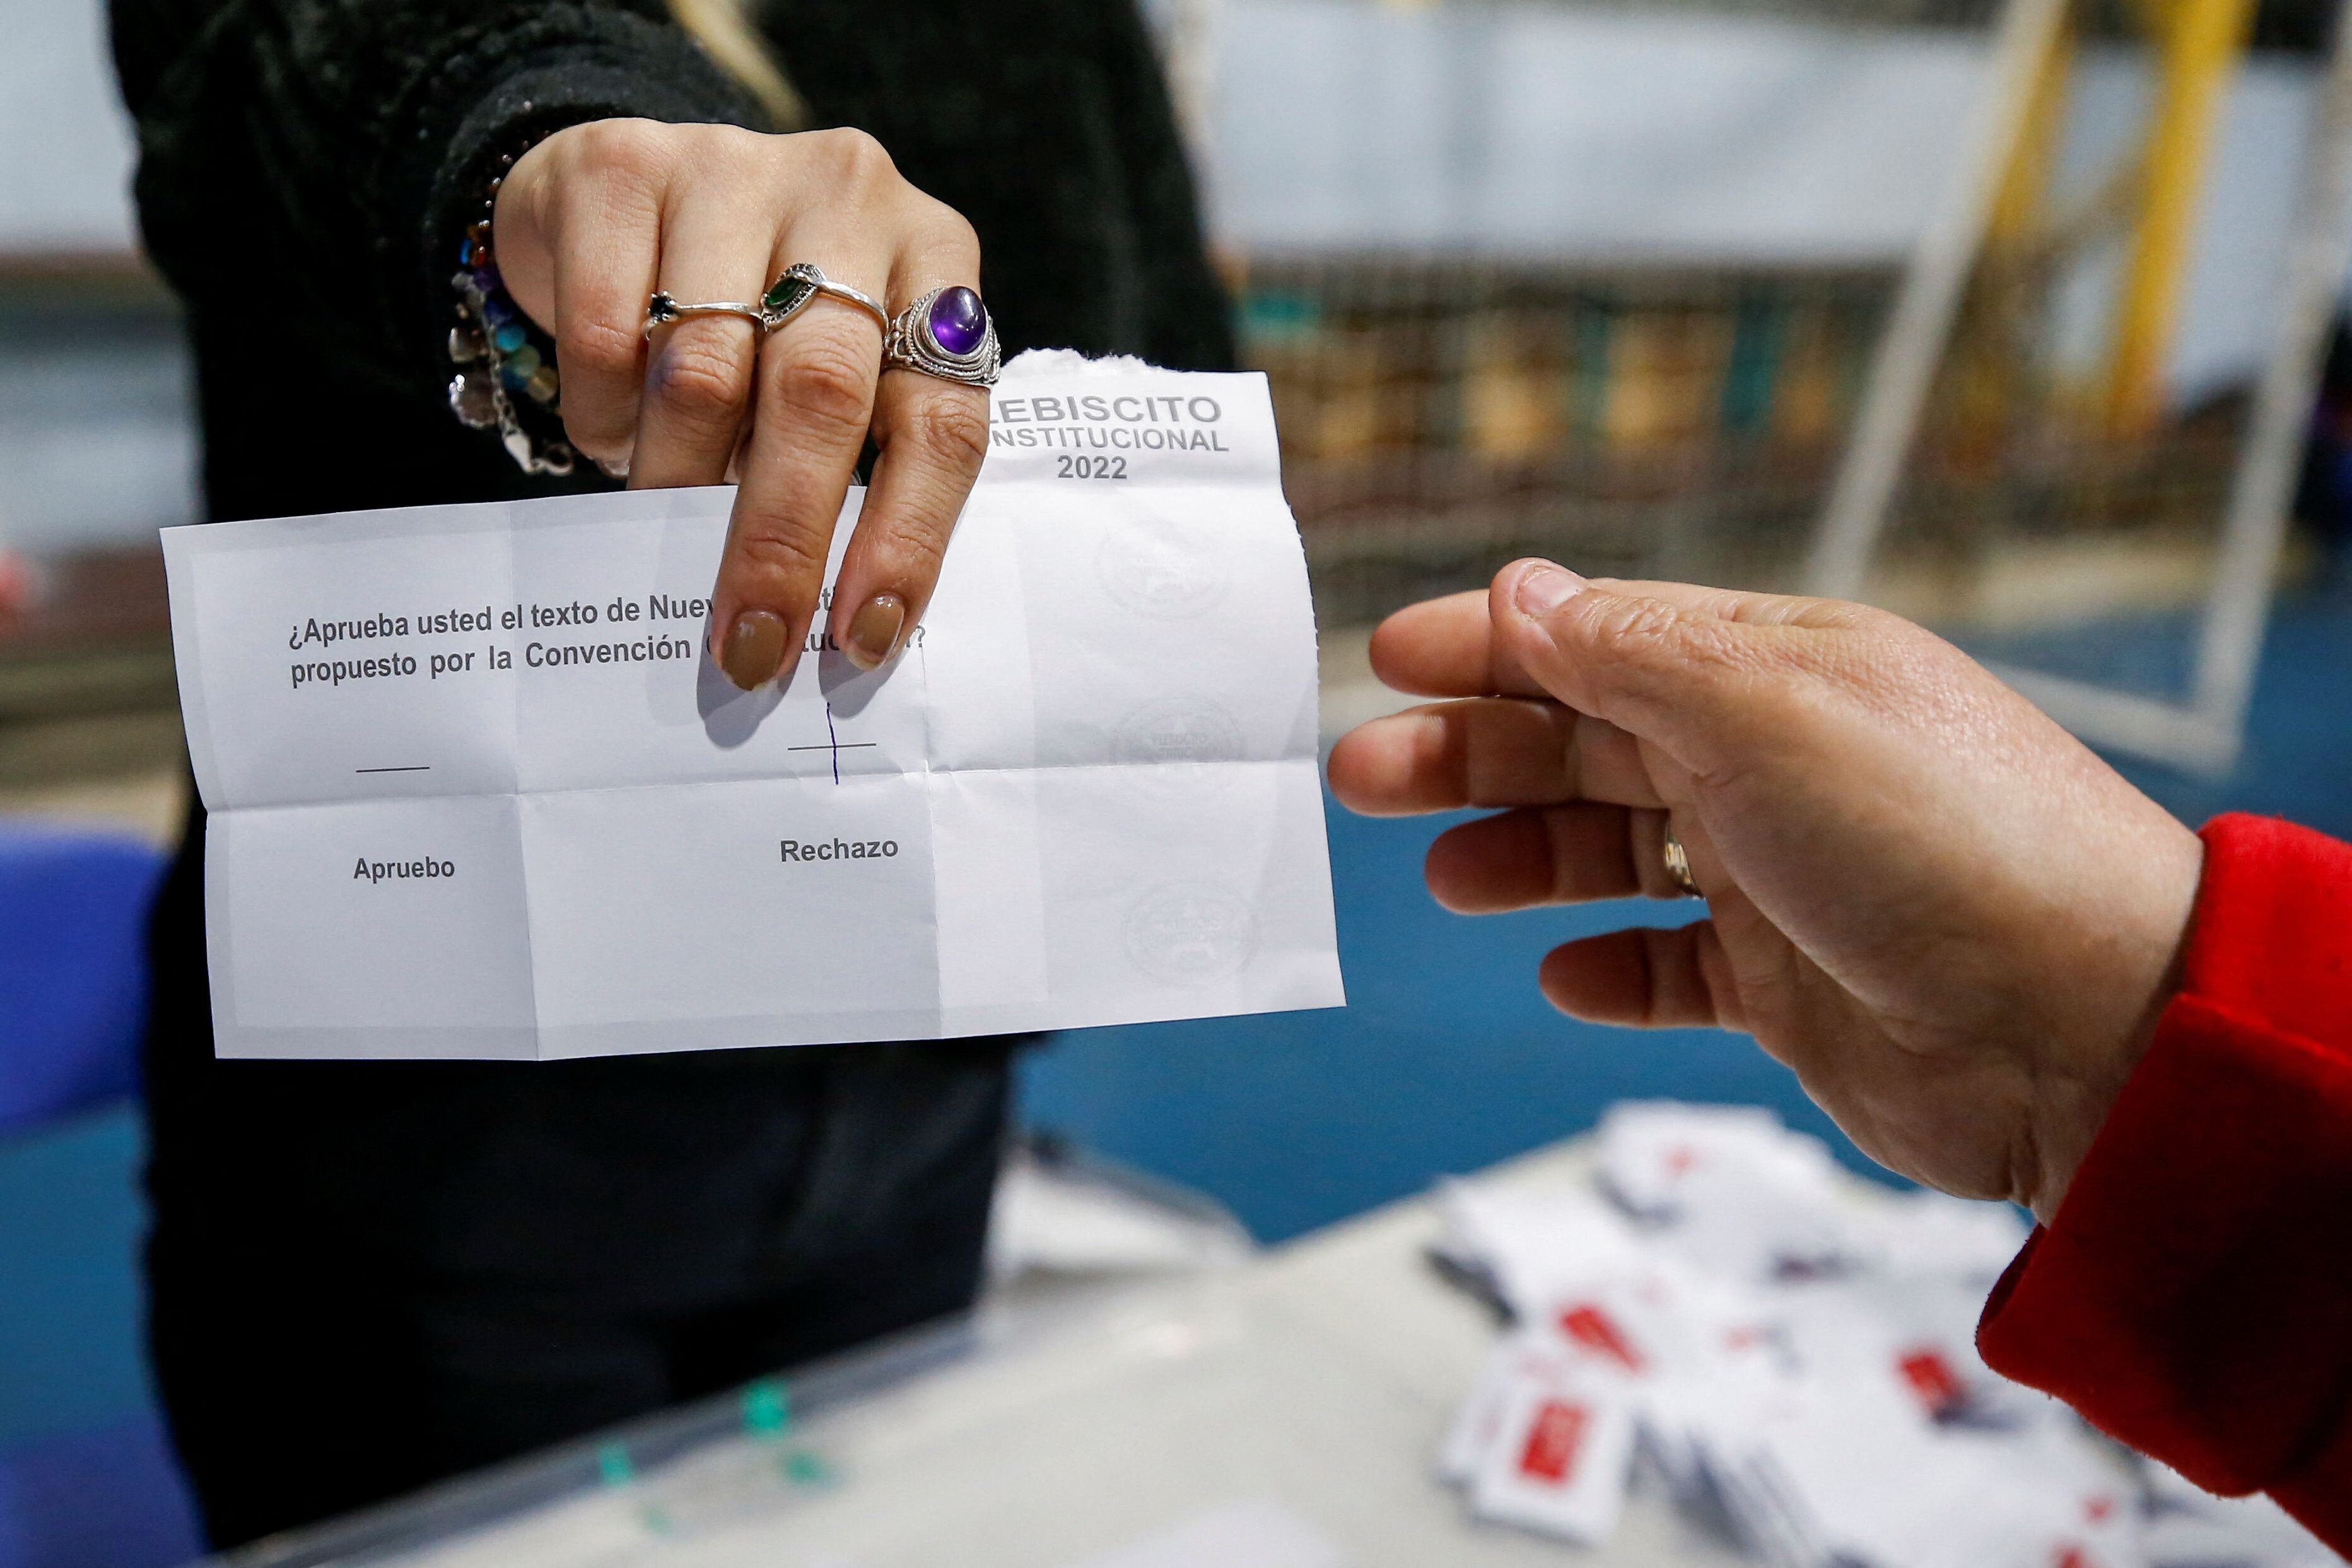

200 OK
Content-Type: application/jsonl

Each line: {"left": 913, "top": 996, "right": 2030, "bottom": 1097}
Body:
{"left": 759, "top": 263, "right": 889, "bottom": 335}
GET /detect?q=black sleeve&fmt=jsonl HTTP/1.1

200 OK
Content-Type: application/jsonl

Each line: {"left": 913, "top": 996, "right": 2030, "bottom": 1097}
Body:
{"left": 1094, "top": 0, "right": 1237, "bottom": 374}
{"left": 110, "top": 0, "right": 764, "bottom": 406}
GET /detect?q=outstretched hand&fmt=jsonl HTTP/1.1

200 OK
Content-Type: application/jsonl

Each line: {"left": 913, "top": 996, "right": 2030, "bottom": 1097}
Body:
{"left": 1326, "top": 561, "right": 2204, "bottom": 1222}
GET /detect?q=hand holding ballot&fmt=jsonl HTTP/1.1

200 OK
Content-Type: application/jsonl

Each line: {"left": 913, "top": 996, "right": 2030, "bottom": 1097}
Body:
{"left": 1328, "top": 561, "right": 2204, "bottom": 1224}
{"left": 495, "top": 120, "right": 993, "bottom": 683}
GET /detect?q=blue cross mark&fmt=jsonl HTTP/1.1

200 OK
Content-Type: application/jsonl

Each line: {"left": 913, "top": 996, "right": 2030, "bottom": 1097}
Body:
{"left": 785, "top": 702, "right": 879, "bottom": 783}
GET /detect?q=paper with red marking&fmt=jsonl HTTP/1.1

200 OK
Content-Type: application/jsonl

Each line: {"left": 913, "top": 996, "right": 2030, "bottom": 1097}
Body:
{"left": 1425, "top": 1102, "right": 2241, "bottom": 1562}
{"left": 1466, "top": 1371, "right": 1634, "bottom": 1544}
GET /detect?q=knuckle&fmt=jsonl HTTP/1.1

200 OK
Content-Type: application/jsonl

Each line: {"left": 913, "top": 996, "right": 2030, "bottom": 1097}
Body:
{"left": 650, "top": 329, "right": 754, "bottom": 430}
{"left": 563, "top": 426, "right": 628, "bottom": 468}
{"left": 1579, "top": 597, "right": 1767, "bottom": 715}
{"left": 768, "top": 336, "right": 874, "bottom": 440}
{"left": 1586, "top": 595, "right": 1688, "bottom": 667}
{"left": 866, "top": 516, "right": 951, "bottom": 586}
{"left": 701, "top": 122, "right": 764, "bottom": 155}
{"left": 565, "top": 118, "right": 667, "bottom": 183}
{"left": 706, "top": 123, "right": 778, "bottom": 180}
{"left": 727, "top": 525, "right": 830, "bottom": 590}
{"left": 810, "top": 126, "right": 898, "bottom": 189}
{"left": 897, "top": 394, "right": 990, "bottom": 472}
{"left": 1680, "top": 617, "right": 1757, "bottom": 676}
{"left": 911, "top": 196, "right": 981, "bottom": 264}
{"left": 558, "top": 397, "right": 631, "bottom": 458}
{"left": 559, "top": 313, "right": 641, "bottom": 387}
{"left": 1638, "top": 930, "right": 1683, "bottom": 1024}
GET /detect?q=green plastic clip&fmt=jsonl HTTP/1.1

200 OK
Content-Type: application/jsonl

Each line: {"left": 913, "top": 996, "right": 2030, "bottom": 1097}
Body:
{"left": 595, "top": 1442, "right": 635, "bottom": 1489}
{"left": 742, "top": 1378, "right": 791, "bottom": 1441}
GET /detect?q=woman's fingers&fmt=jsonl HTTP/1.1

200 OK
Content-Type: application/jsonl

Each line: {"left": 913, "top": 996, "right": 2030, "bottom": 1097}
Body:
{"left": 1538, "top": 923, "right": 1731, "bottom": 1028}
{"left": 832, "top": 375, "right": 987, "bottom": 667}
{"left": 1325, "top": 699, "right": 1664, "bottom": 817}
{"left": 709, "top": 264, "right": 888, "bottom": 688}
{"left": 526, "top": 131, "right": 666, "bottom": 473}
{"left": 495, "top": 124, "right": 995, "bottom": 690}
{"left": 828, "top": 202, "right": 989, "bottom": 670}
{"left": 629, "top": 196, "right": 775, "bottom": 489}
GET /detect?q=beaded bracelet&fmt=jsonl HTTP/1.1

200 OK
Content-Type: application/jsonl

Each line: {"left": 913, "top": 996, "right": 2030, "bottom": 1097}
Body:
{"left": 446, "top": 142, "right": 577, "bottom": 477}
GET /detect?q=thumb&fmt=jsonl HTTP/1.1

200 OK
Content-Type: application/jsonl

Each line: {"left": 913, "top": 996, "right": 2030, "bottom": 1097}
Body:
{"left": 1490, "top": 559, "right": 1786, "bottom": 761}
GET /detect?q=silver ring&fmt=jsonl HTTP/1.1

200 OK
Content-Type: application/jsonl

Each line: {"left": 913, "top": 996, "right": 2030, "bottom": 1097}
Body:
{"left": 642, "top": 292, "right": 764, "bottom": 337}
{"left": 760, "top": 262, "right": 890, "bottom": 333}
{"left": 884, "top": 285, "right": 1002, "bottom": 387}
{"left": 1661, "top": 824, "right": 1702, "bottom": 899}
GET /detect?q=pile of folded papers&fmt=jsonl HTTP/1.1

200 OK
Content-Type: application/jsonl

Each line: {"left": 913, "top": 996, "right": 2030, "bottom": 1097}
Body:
{"left": 1430, "top": 1102, "right": 2332, "bottom": 1567}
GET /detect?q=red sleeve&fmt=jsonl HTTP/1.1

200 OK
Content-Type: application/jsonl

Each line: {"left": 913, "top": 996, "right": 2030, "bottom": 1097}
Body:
{"left": 1977, "top": 812, "right": 2352, "bottom": 1549}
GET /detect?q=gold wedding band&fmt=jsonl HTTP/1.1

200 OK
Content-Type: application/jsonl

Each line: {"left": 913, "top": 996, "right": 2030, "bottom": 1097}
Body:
{"left": 1661, "top": 824, "right": 1702, "bottom": 899}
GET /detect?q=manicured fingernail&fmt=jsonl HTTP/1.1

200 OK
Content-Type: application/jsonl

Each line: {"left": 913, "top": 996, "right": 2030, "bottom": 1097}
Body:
{"left": 843, "top": 593, "right": 906, "bottom": 671}
{"left": 719, "top": 609, "right": 788, "bottom": 690}
{"left": 1514, "top": 563, "right": 1587, "bottom": 617}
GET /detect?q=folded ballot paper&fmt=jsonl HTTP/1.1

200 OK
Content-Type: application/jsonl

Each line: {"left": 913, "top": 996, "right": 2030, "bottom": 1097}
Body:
{"left": 161, "top": 361, "right": 1342, "bottom": 1060}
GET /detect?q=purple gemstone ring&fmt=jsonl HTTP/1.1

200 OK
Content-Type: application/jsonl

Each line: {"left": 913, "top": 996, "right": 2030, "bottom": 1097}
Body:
{"left": 883, "top": 284, "right": 1002, "bottom": 387}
